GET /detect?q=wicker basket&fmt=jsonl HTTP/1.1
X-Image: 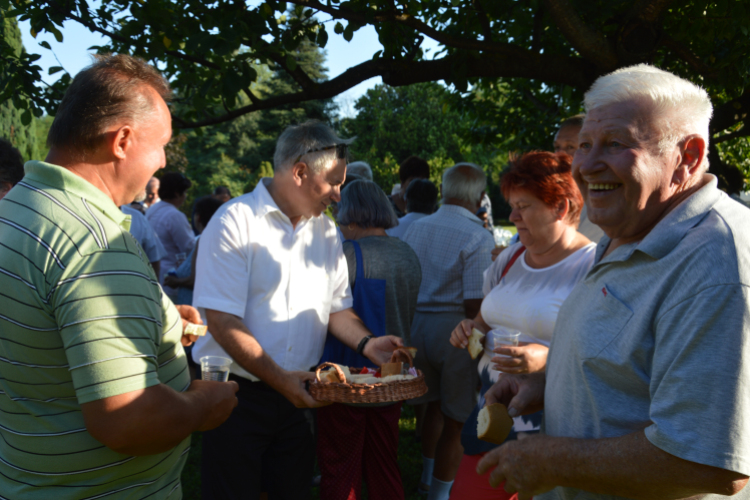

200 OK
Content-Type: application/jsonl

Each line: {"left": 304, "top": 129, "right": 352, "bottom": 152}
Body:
{"left": 310, "top": 347, "right": 428, "bottom": 404}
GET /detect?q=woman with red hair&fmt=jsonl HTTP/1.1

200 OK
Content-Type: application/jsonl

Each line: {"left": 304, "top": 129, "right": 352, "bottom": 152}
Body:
{"left": 448, "top": 151, "right": 596, "bottom": 499}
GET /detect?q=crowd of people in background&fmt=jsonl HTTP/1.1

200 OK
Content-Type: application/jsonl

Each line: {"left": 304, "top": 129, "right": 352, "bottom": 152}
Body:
{"left": 1, "top": 53, "right": 749, "bottom": 500}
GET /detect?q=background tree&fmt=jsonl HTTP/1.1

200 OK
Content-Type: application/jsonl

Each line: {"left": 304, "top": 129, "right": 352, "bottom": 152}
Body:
{"left": 178, "top": 33, "right": 337, "bottom": 211}
{"left": 340, "top": 81, "right": 510, "bottom": 217}
{"left": 0, "top": 9, "right": 42, "bottom": 162}
{"left": 2, "top": 0, "right": 749, "bottom": 190}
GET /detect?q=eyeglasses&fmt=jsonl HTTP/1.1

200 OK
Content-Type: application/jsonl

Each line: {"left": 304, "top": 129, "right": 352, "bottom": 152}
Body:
{"left": 294, "top": 144, "right": 348, "bottom": 165}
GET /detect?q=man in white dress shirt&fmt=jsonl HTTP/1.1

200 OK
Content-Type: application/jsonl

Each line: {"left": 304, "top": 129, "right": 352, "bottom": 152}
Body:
{"left": 192, "top": 120, "right": 403, "bottom": 500}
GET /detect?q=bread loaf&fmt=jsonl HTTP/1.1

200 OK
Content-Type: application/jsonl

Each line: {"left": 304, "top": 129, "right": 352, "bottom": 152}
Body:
{"left": 321, "top": 364, "right": 351, "bottom": 383}
{"left": 468, "top": 328, "right": 485, "bottom": 359}
{"left": 477, "top": 403, "right": 514, "bottom": 445}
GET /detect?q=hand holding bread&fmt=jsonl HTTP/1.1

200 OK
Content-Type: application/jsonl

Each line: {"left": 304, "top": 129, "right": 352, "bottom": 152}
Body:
{"left": 484, "top": 371, "right": 547, "bottom": 418}
{"left": 450, "top": 319, "right": 488, "bottom": 360}
{"left": 175, "top": 304, "right": 205, "bottom": 346}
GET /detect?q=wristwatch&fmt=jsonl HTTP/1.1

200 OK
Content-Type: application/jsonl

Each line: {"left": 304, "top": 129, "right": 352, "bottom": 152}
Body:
{"left": 356, "top": 335, "right": 374, "bottom": 356}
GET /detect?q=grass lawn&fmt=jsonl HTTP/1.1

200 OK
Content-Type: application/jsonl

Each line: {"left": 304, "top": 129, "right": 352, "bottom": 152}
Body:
{"left": 181, "top": 405, "right": 429, "bottom": 499}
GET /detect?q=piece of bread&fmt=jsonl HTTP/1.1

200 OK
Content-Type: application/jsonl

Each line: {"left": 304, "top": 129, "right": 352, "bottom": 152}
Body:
{"left": 405, "top": 347, "right": 417, "bottom": 359}
{"left": 468, "top": 328, "right": 485, "bottom": 359}
{"left": 477, "top": 403, "right": 514, "bottom": 445}
{"left": 381, "top": 362, "right": 403, "bottom": 377}
{"left": 321, "top": 364, "right": 351, "bottom": 383}
{"left": 184, "top": 322, "right": 207, "bottom": 336}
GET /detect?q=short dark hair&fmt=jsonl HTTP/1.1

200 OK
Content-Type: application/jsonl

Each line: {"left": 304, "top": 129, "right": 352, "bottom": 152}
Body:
{"left": 399, "top": 155, "right": 430, "bottom": 184}
{"left": 213, "top": 186, "right": 231, "bottom": 197}
{"left": 194, "top": 196, "right": 223, "bottom": 226}
{"left": 158, "top": 172, "right": 192, "bottom": 200}
{"left": 47, "top": 54, "right": 171, "bottom": 158}
{"left": 559, "top": 114, "right": 585, "bottom": 130}
{"left": 405, "top": 178, "right": 438, "bottom": 214}
{"left": 0, "top": 138, "right": 25, "bottom": 186}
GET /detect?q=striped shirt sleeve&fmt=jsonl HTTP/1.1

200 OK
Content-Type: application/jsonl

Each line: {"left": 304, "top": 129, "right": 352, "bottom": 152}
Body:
{"left": 52, "top": 249, "right": 165, "bottom": 404}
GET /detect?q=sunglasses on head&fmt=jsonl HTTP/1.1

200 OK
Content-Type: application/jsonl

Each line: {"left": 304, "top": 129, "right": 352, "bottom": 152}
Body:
{"left": 294, "top": 143, "right": 348, "bottom": 164}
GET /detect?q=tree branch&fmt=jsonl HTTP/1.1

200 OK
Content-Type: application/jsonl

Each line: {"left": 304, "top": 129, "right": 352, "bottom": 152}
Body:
{"left": 543, "top": 0, "right": 619, "bottom": 71}
{"left": 287, "top": 0, "right": 529, "bottom": 58}
{"left": 531, "top": 4, "right": 545, "bottom": 53}
{"left": 50, "top": 6, "right": 222, "bottom": 70}
{"left": 710, "top": 89, "right": 750, "bottom": 135}
{"left": 243, "top": 87, "right": 260, "bottom": 105}
{"left": 254, "top": 37, "right": 316, "bottom": 91}
{"left": 660, "top": 34, "right": 717, "bottom": 79}
{"left": 713, "top": 128, "right": 750, "bottom": 144}
{"left": 474, "top": 0, "right": 494, "bottom": 43}
{"left": 173, "top": 51, "right": 596, "bottom": 129}
{"left": 631, "top": 0, "right": 674, "bottom": 24}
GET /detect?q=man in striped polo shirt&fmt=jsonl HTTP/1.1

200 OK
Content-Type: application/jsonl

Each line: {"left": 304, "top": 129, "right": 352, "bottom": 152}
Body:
{"left": 0, "top": 54, "right": 238, "bottom": 499}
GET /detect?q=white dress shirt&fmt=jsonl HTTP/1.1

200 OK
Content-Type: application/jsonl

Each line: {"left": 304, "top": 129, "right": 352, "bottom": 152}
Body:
{"left": 192, "top": 178, "right": 353, "bottom": 381}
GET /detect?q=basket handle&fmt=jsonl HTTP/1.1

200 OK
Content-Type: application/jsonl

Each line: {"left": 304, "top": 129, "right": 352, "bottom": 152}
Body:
{"left": 315, "top": 362, "right": 347, "bottom": 383}
{"left": 390, "top": 347, "right": 414, "bottom": 368}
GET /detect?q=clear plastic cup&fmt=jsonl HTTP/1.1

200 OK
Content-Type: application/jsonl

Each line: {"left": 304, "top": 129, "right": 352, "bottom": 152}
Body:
{"left": 200, "top": 356, "right": 232, "bottom": 382}
{"left": 489, "top": 328, "right": 522, "bottom": 357}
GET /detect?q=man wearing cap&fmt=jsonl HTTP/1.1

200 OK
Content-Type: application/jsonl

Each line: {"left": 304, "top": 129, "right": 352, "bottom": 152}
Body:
{"left": 478, "top": 64, "right": 750, "bottom": 499}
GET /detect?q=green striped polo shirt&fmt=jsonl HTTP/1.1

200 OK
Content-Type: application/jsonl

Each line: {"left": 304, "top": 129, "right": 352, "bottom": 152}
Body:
{"left": 0, "top": 161, "right": 191, "bottom": 499}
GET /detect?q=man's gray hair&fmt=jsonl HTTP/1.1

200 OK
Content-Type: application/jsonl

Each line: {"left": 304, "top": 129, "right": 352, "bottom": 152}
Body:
{"left": 441, "top": 163, "right": 486, "bottom": 205}
{"left": 347, "top": 161, "right": 373, "bottom": 181}
{"left": 336, "top": 180, "right": 398, "bottom": 230}
{"left": 273, "top": 120, "right": 353, "bottom": 174}
{"left": 584, "top": 64, "right": 713, "bottom": 168}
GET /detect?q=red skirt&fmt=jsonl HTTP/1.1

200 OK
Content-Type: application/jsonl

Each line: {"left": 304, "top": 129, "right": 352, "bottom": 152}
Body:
{"left": 317, "top": 402, "right": 404, "bottom": 500}
{"left": 450, "top": 452, "right": 519, "bottom": 500}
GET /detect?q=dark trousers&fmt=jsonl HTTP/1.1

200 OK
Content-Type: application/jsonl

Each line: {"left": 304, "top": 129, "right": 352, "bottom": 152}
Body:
{"left": 201, "top": 375, "right": 316, "bottom": 500}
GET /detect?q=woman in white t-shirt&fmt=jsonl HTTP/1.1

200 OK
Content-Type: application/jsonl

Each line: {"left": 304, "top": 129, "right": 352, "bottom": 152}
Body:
{"left": 448, "top": 151, "right": 596, "bottom": 500}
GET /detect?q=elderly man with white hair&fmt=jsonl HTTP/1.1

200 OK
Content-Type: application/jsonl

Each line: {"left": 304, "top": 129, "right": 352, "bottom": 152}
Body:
{"left": 478, "top": 64, "right": 750, "bottom": 499}
{"left": 403, "top": 163, "right": 494, "bottom": 500}
{"left": 192, "top": 120, "right": 403, "bottom": 499}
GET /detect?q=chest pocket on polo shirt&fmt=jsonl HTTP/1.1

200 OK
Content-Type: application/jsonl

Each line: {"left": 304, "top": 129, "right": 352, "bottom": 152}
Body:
{"left": 579, "top": 284, "right": 634, "bottom": 360}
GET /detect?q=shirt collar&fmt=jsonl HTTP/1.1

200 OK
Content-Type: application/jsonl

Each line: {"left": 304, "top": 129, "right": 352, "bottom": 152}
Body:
{"left": 253, "top": 177, "right": 283, "bottom": 219}
{"left": 595, "top": 175, "right": 722, "bottom": 265}
{"left": 24, "top": 161, "right": 128, "bottom": 228}
{"left": 438, "top": 203, "right": 484, "bottom": 225}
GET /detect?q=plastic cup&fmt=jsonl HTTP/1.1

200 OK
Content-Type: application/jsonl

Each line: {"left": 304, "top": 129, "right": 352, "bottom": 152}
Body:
{"left": 490, "top": 328, "right": 522, "bottom": 357}
{"left": 200, "top": 356, "right": 232, "bottom": 382}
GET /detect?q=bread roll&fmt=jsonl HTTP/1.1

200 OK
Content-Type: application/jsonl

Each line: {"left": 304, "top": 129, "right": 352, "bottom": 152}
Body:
{"left": 477, "top": 403, "right": 513, "bottom": 445}
{"left": 321, "top": 364, "right": 351, "bottom": 383}
{"left": 468, "top": 328, "right": 485, "bottom": 359}
{"left": 184, "top": 322, "right": 207, "bottom": 336}
{"left": 381, "top": 362, "right": 403, "bottom": 377}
